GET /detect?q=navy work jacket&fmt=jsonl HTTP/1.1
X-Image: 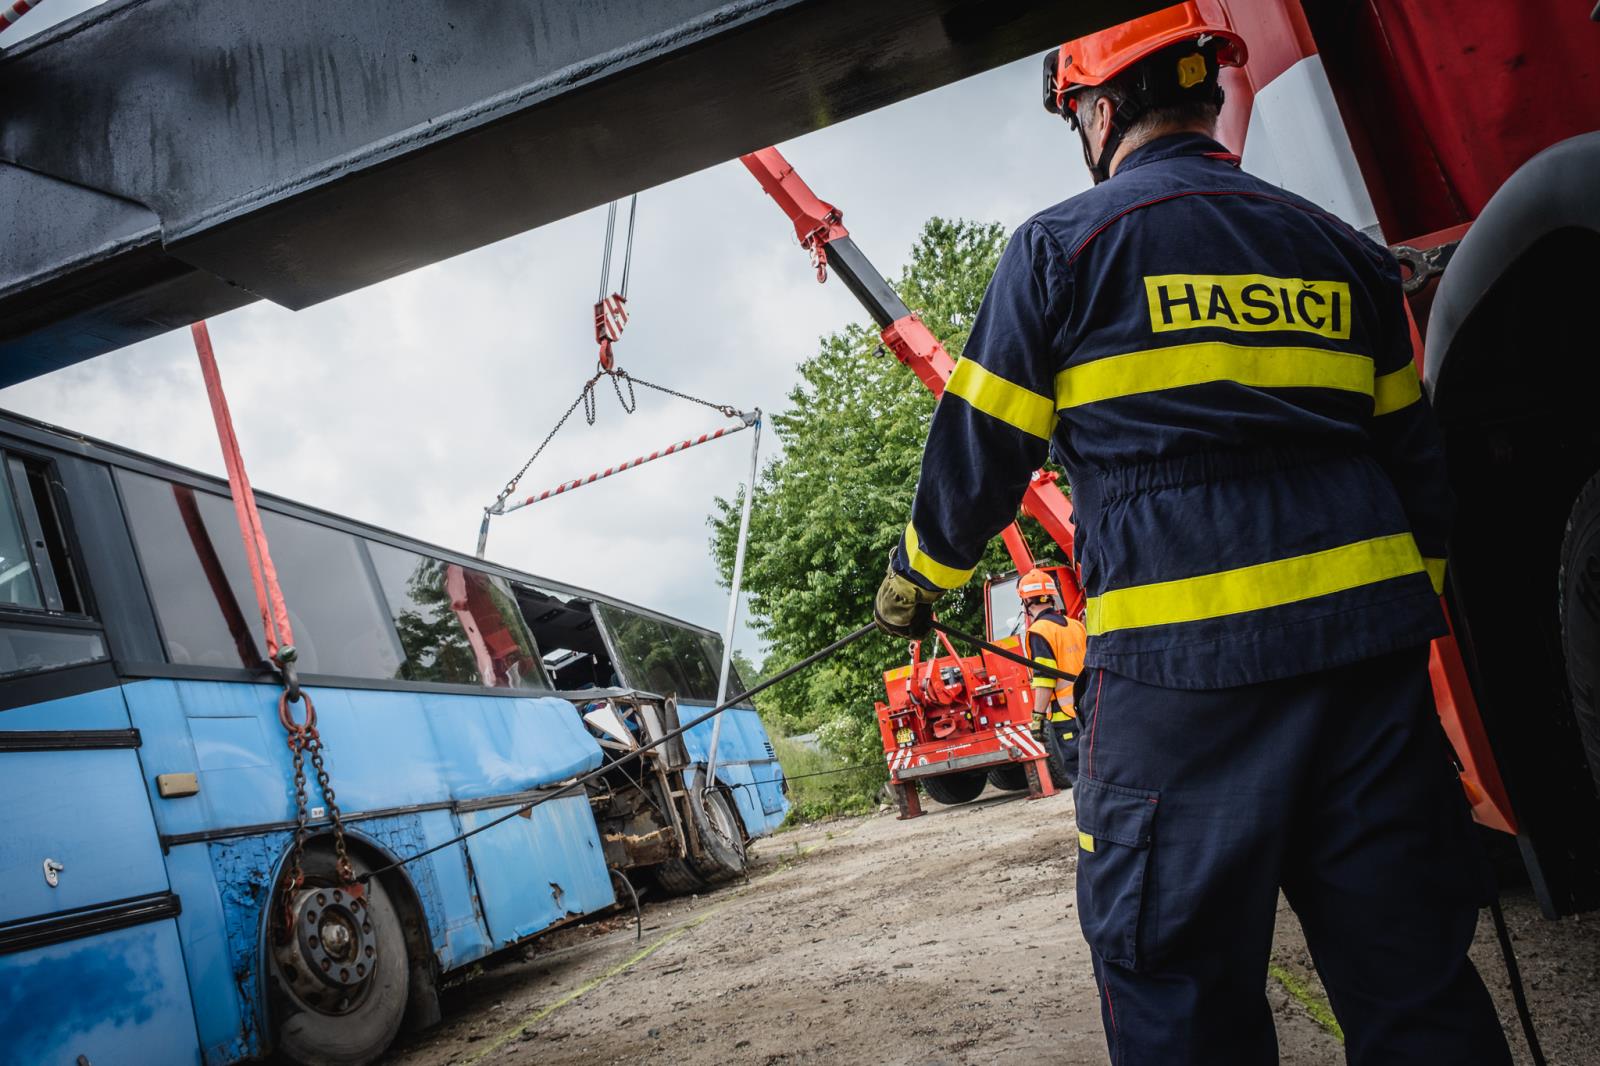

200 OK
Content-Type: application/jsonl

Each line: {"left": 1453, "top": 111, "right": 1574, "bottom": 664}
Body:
{"left": 894, "top": 133, "right": 1452, "bottom": 689}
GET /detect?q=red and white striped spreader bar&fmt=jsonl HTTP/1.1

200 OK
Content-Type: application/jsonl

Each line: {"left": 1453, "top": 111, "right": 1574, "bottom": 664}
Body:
{"left": 0, "top": 0, "right": 43, "bottom": 36}
{"left": 491, "top": 410, "right": 759, "bottom": 517}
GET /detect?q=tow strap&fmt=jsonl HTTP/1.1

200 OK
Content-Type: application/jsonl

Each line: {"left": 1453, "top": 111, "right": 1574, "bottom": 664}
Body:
{"left": 191, "top": 321, "right": 357, "bottom": 890}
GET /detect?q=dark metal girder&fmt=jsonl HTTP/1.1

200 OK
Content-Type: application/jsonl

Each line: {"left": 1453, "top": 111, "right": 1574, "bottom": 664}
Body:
{"left": 0, "top": 0, "right": 1164, "bottom": 384}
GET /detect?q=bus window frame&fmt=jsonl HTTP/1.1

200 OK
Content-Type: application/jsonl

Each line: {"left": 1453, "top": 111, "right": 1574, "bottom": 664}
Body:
{"left": 0, "top": 412, "right": 736, "bottom": 704}
{"left": 0, "top": 445, "right": 115, "bottom": 704}
{"left": 112, "top": 468, "right": 555, "bottom": 697}
{"left": 0, "top": 446, "right": 98, "bottom": 624}
{"left": 514, "top": 581, "right": 621, "bottom": 692}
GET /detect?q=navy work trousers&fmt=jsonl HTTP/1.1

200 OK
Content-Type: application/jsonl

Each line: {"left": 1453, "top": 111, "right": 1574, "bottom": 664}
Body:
{"left": 1074, "top": 647, "right": 1512, "bottom": 1065}
{"left": 1049, "top": 717, "right": 1079, "bottom": 788}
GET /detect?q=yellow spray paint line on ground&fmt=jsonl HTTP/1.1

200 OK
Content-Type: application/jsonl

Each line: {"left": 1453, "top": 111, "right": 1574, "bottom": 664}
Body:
{"left": 1268, "top": 963, "right": 1344, "bottom": 1043}
{"left": 462, "top": 904, "right": 726, "bottom": 1064}
{"left": 462, "top": 816, "right": 869, "bottom": 1064}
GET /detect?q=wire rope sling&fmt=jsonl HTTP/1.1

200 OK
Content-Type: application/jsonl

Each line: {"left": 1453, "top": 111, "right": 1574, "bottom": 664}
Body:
{"left": 475, "top": 192, "right": 762, "bottom": 792}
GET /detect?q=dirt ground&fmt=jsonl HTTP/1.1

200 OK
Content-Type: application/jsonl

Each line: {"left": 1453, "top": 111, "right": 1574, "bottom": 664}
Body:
{"left": 386, "top": 787, "right": 1600, "bottom": 1066}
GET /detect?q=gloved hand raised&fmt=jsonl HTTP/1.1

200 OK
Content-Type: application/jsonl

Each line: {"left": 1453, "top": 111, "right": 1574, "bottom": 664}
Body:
{"left": 873, "top": 555, "right": 940, "bottom": 640}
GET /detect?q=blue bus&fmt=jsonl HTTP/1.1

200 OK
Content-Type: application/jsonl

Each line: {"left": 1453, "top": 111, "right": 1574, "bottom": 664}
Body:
{"left": 0, "top": 408, "right": 786, "bottom": 1065}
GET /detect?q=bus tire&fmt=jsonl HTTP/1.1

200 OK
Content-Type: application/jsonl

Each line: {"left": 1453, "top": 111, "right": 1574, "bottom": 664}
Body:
{"left": 685, "top": 785, "right": 748, "bottom": 884}
{"left": 986, "top": 763, "right": 1030, "bottom": 791}
{"left": 922, "top": 769, "right": 987, "bottom": 806}
{"left": 651, "top": 856, "right": 709, "bottom": 896}
{"left": 1559, "top": 468, "right": 1600, "bottom": 798}
{"left": 271, "top": 847, "right": 410, "bottom": 1066}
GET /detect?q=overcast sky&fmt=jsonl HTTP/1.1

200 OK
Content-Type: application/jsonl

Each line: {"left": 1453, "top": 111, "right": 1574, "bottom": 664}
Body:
{"left": 1, "top": 1, "right": 1090, "bottom": 657}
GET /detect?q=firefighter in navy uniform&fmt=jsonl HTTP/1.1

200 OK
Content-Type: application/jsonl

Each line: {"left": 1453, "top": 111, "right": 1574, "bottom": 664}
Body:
{"left": 871, "top": 3, "right": 1513, "bottom": 1063}
{"left": 1017, "top": 568, "right": 1087, "bottom": 786}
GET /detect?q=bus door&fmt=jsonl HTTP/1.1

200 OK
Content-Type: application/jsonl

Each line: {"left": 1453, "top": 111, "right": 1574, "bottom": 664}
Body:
{"left": 0, "top": 449, "right": 202, "bottom": 1065}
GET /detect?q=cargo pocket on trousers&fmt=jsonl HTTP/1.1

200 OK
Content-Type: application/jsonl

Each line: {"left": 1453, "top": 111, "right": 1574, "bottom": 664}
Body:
{"left": 1075, "top": 777, "right": 1160, "bottom": 970}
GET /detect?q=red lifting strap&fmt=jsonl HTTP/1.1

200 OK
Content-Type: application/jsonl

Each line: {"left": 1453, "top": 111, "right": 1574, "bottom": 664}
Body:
{"left": 191, "top": 321, "right": 296, "bottom": 664}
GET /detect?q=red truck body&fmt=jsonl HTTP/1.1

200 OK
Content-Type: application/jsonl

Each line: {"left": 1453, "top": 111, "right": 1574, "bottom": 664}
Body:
{"left": 752, "top": 0, "right": 1600, "bottom": 913}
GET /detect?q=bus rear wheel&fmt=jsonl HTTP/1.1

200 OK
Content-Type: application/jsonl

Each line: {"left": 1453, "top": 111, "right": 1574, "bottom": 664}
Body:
{"left": 923, "top": 769, "right": 987, "bottom": 806}
{"left": 1560, "top": 468, "right": 1600, "bottom": 798}
{"left": 270, "top": 847, "right": 409, "bottom": 1066}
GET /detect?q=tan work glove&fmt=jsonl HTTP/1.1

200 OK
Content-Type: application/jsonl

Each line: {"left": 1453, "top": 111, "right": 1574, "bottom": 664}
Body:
{"left": 873, "top": 557, "right": 940, "bottom": 640}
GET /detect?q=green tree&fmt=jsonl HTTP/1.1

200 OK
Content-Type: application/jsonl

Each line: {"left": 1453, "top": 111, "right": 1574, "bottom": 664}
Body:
{"left": 710, "top": 218, "right": 1054, "bottom": 788}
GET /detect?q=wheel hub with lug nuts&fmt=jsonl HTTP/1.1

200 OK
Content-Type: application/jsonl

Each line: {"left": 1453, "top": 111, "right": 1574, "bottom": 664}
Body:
{"left": 275, "top": 885, "right": 377, "bottom": 1013}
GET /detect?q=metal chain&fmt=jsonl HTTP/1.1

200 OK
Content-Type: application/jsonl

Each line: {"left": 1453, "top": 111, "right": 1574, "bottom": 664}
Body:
{"left": 624, "top": 372, "right": 741, "bottom": 419}
{"left": 287, "top": 733, "right": 310, "bottom": 890}
{"left": 279, "top": 692, "right": 356, "bottom": 890}
{"left": 494, "top": 370, "right": 603, "bottom": 508}
{"left": 492, "top": 367, "right": 740, "bottom": 511}
{"left": 306, "top": 726, "right": 356, "bottom": 885}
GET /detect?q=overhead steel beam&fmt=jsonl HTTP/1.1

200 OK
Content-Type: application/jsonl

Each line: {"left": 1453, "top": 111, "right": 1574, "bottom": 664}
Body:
{"left": 0, "top": 0, "right": 1165, "bottom": 385}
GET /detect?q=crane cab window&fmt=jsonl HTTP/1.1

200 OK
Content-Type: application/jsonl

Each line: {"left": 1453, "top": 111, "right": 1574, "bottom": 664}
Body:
{"left": 986, "top": 575, "right": 1026, "bottom": 642}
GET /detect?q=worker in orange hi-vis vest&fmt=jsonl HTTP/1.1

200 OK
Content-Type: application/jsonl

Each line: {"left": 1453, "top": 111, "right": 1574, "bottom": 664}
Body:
{"left": 1018, "top": 568, "right": 1087, "bottom": 787}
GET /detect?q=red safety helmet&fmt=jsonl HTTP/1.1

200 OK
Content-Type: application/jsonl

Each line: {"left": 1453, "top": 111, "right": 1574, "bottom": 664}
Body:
{"left": 1043, "top": 1, "right": 1247, "bottom": 116}
{"left": 1017, "top": 568, "right": 1061, "bottom": 606}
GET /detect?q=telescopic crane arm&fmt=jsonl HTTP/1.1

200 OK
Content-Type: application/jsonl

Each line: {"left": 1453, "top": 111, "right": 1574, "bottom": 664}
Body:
{"left": 740, "top": 147, "right": 1081, "bottom": 609}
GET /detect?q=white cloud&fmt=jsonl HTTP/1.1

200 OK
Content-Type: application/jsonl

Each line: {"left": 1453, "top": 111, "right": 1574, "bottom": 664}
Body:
{"left": 0, "top": 41, "right": 1090, "bottom": 659}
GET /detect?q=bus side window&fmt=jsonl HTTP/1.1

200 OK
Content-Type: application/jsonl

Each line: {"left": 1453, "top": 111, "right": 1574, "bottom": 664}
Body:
{"left": 514, "top": 585, "right": 617, "bottom": 691}
{"left": 0, "top": 452, "right": 106, "bottom": 679}
{"left": 366, "top": 540, "right": 548, "bottom": 690}
{"left": 117, "top": 469, "right": 403, "bottom": 680}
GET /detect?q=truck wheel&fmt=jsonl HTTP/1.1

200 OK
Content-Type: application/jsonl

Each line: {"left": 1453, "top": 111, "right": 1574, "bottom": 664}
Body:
{"left": 922, "top": 769, "right": 988, "bottom": 806}
{"left": 1559, "top": 469, "right": 1600, "bottom": 797}
{"left": 270, "top": 847, "right": 409, "bottom": 1066}
{"left": 986, "top": 763, "right": 1030, "bottom": 791}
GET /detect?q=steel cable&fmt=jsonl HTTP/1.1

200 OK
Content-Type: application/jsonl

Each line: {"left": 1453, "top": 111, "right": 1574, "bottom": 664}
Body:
{"left": 1489, "top": 894, "right": 1546, "bottom": 1065}
{"left": 357, "top": 621, "right": 878, "bottom": 884}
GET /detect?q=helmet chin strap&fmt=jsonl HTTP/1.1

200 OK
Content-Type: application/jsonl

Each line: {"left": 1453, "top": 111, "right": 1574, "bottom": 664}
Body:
{"left": 1072, "top": 95, "right": 1136, "bottom": 185}
{"left": 1076, "top": 116, "right": 1117, "bottom": 185}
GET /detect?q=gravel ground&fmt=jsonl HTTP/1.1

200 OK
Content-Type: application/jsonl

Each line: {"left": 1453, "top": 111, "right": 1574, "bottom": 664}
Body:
{"left": 384, "top": 787, "right": 1599, "bottom": 1065}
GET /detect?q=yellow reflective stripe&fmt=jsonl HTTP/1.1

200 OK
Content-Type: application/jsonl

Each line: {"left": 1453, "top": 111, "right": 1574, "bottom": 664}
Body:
{"left": 1078, "top": 831, "right": 1096, "bottom": 852}
{"left": 1373, "top": 364, "right": 1423, "bottom": 415}
{"left": 903, "top": 522, "right": 975, "bottom": 590}
{"left": 1425, "top": 556, "right": 1447, "bottom": 595}
{"left": 946, "top": 359, "right": 1057, "bottom": 440}
{"left": 1031, "top": 679, "right": 1055, "bottom": 690}
{"left": 1055, "top": 341, "right": 1374, "bottom": 410}
{"left": 1031, "top": 656, "right": 1058, "bottom": 670}
{"left": 1084, "top": 533, "right": 1426, "bottom": 635}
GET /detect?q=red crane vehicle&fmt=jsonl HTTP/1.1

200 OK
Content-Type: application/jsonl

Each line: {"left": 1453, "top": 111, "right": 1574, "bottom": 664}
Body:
{"left": 1202, "top": 0, "right": 1600, "bottom": 919}
{"left": 742, "top": 148, "right": 1091, "bottom": 817}
{"left": 748, "top": 0, "right": 1600, "bottom": 912}
{"left": 873, "top": 557, "right": 1083, "bottom": 817}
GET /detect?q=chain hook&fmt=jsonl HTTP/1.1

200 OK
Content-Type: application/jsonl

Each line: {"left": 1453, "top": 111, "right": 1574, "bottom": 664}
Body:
{"left": 274, "top": 645, "right": 302, "bottom": 704}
